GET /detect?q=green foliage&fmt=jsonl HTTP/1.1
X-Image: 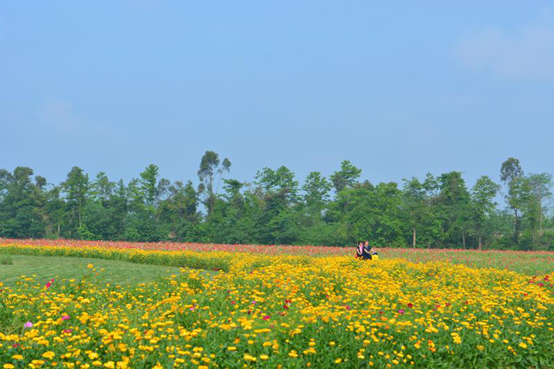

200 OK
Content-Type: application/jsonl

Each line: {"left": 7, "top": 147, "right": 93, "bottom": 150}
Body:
{"left": 198, "top": 151, "right": 231, "bottom": 216}
{"left": 330, "top": 160, "right": 361, "bottom": 193}
{"left": 0, "top": 156, "right": 553, "bottom": 249}
{"left": 0, "top": 167, "right": 46, "bottom": 238}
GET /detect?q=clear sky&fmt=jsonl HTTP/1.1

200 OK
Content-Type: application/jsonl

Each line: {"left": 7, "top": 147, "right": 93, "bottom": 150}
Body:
{"left": 1, "top": 1, "right": 553, "bottom": 190}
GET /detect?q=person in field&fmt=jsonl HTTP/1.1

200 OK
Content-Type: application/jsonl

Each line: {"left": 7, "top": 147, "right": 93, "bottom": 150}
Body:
{"left": 365, "top": 240, "right": 379, "bottom": 260}
{"left": 356, "top": 241, "right": 372, "bottom": 260}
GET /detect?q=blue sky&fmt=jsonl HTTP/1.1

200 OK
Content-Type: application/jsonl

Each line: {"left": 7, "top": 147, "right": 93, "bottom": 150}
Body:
{"left": 1, "top": 1, "right": 553, "bottom": 191}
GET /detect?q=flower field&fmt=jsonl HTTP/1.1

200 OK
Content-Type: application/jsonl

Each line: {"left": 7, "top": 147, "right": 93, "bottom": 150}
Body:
{"left": 1, "top": 242, "right": 554, "bottom": 368}
{"left": 1, "top": 238, "right": 553, "bottom": 275}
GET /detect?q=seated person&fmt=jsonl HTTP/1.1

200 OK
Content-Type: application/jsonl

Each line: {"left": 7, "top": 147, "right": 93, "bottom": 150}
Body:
{"left": 356, "top": 241, "right": 372, "bottom": 260}
{"left": 366, "top": 240, "right": 379, "bottom": 260}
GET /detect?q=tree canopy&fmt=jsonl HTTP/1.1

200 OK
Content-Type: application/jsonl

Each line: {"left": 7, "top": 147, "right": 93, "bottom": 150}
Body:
{"left": 1, "top": 153, "right": 552, "bottom": 250}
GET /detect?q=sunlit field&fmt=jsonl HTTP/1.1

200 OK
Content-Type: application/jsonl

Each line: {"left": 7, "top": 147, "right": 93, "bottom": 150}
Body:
{"left": 2, "top": 238, "right": 553, "bottom": 275}
{"left": 1, "top": 240, "right": 553, "bottom": 368}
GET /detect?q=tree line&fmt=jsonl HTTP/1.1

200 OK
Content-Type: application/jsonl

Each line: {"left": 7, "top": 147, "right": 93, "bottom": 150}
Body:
{"left": 0, "top": 153, "right": 552, "bottom": 250}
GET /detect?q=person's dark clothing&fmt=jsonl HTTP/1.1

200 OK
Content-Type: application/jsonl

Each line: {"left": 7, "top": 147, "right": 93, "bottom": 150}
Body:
{"left": 356, "top": 245, "right": 372, "bottom": 260}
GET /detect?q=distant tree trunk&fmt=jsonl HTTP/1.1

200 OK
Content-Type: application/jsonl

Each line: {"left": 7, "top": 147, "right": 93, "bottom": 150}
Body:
{"left": 78, "top": 198, "right": 83, "bottom": 228}
{"left": 539, "top": 187, "right": 543, "bottom": 239}
{"left": 462, "top": 232, "right": 466, "bottom": 249}
{"left": 412, "top": 228, "right": 416, "bottom": 248}
{"left": 513, "top": 209, "right": 520, "bottom": 245}
{"left": 478, "top": 235, "right": 482, "bottom": 251}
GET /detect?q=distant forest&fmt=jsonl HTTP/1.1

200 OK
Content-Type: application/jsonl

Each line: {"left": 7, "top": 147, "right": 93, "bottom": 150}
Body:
{"left": 1, "top": 153, "right": 552, "bottom": 250}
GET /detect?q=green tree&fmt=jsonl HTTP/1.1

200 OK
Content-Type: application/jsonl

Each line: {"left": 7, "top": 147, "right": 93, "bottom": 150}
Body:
{"left": 470, "top": 176, "right": 500, "bottom": 250}
{"left": 158, "top": 180, "right": 200, "bottom": 241}
{"left": 303, "top": 172, "right": 331, "bottom": 213}
{"left": 0, "top": 167, "right": 45, "bottom": 238}
{"left": 197, "top": 151, "right": 231, "bottom": 216}
{"left": 402, "top": 177, "right": 428, "bottom": 248}
{"left": 62, "top": 166, "right": 90, "bottom": 236}
{"left": 500, "top": 158, "right": 524, "bottom": 245}
{"left": 140, "top": 164, "right": 160, "bottom": 207}
{"left": 436, "top": 172, "right": 471, "bottom": 248}
{"left": 519, "top": 173, "right": 552, "bottom": 248}
{"left": 330, "top": 160, "right": 362, "bottom": 193}
{"left": 253, "top": 166, "right": 300, "bottom": 244}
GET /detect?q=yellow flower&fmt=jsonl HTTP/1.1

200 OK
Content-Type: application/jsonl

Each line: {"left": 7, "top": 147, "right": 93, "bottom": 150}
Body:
{"left": 42, "top": 351, "right": 55, "bottom": 360}
{"left": 519, "top": 342, "right": 527, "bottom": 349}
{"left": 12, "top": 355, "right": 24, "bottom": 360}
{"left": 4, "top": 365, "right": 15, "bottom": 369}
{"left": 227, "top": 346, "right": 236, "bottom": 351}
{"left": 243, "top": 354, "right": 257, "bottom": 362}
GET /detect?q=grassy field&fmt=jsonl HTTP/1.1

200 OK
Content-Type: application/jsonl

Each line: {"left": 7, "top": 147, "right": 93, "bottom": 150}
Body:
{"left": 0, "top": 254, "right": 185, "bottom": 287}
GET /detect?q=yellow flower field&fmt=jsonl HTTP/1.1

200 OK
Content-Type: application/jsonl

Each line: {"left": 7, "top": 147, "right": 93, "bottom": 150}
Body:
{"left": 1, "top": 244, "right": 553, "bottom": 368}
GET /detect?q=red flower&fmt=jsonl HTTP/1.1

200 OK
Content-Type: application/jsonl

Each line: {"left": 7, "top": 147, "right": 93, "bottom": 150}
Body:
{"left": 407, "top": 303, "right": 413, "bottom": 308}
{"left": 263, "top": 315, "right": 271, "bottom": 320}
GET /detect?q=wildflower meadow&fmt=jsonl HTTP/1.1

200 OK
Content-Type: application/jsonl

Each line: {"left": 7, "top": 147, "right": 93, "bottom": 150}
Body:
{"left": 0, "top": 240, "right": 553, "bottom": 368}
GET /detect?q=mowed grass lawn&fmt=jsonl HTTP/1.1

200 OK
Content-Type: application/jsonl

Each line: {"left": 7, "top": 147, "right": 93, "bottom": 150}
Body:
{"left": 0, "top": 254, "right": 194, "bottom": 287}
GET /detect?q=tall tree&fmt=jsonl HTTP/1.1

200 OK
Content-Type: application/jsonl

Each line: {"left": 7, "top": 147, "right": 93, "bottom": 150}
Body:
{"left": 159, "top": 180, "right": 199, "bottom": 241}
{"left": 140, "top": 164, "right": 160, "bottom": 207}
{"left": 330, "top": 161, "right": 362, "bottom": 193}
{"left": 0, "top": 167, "right": 45, "bottom": 238}
{"left": 520, "top": 173, "right": 552, "bottom": 247}
{"left": 62, "top": 166, "right": 89, "bottom": 235}
{"left": 437, "top": 172, "right": 471, "bottom": 248}
{"left": 91, "top": 172, "right": 115, "bottom": 204}
{"left": 197, "top": 151, "right": 231, "bottom": 216}
{"left": 500, "top": 158, "right": 524, "bottom": 245}
{"left": 402, "top": 177, "right": 428, "bottom": 248}
{"left": 253, "top": 166, "right": 300, "bottom": 244}
{"left": 302, "top": 172, "right": 331, "bottom": 215}
{"left": 470, "top": 176, "right": 500, "bottom": 250}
